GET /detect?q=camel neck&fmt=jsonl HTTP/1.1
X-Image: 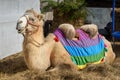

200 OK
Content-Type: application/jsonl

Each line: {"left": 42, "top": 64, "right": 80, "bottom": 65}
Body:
{"left": 25, "top": 27, "right": 45, "bottom": 46}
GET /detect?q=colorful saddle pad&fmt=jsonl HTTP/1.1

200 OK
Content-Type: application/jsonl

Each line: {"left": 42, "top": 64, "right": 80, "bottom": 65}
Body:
{"left": 54, "top": 29, "right": 107, "bottom": 69}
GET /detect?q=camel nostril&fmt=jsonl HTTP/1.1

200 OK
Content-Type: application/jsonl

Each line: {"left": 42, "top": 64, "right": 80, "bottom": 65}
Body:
{"left": 18, "top": 29, "right": 21, "bottom": 31}
{"left": 16, "top": 20, "right": 25, "bottom": 30}
{"left": 17, "top": 29, "right": 23, "bottom": 33}
{"left": 16, "top": 21, "right": 23, "bottom": 29}
{"left": 16, "top": 23, "right": 19, "bottom": 30}
{"left": 17, "top": 29, "right": 21, "bottom": 33}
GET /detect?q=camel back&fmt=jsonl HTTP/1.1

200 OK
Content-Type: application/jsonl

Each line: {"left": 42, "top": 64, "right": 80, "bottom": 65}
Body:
{"left": 54, "top": 29, "right": 108, "bottom": 69}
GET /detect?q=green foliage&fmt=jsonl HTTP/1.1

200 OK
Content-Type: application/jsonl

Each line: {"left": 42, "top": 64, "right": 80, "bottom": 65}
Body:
{"left": 41, "top": 0, "right": 58, "bottom": 12}
{"left": 41, "top": 0, "right": 87, "bottom": 21}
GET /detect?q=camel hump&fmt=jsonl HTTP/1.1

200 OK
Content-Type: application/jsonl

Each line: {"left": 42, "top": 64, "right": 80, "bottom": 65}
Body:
{"left": 58, "top": 23, "right": 76, "bottom": 40}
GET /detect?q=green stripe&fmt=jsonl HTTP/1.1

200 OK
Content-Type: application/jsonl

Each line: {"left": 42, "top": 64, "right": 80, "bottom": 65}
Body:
{"left": 70, "top": 49, "right": 105, "bottom": 65}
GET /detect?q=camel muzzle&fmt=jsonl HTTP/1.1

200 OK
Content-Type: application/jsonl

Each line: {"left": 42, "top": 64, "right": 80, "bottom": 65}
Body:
{"left": 16, "top": 23, "right": 24, "bottom": 34}
{"left": 16, "top": 16, "right": 28, "bottom": 34}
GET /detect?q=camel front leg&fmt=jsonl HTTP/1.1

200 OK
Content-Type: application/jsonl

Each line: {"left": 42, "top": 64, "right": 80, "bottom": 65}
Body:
{"left": 50, "top": 41, "right": 78, "bottom": 71}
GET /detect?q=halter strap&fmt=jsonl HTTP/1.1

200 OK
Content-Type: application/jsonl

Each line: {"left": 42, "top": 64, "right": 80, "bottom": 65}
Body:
{"left": 23, "top": 15, "right": 40, "bottom": 35}
{"left": 23, "top": 15, "right": 43, "bottom": 47}
{"left": 24, "top": 15, "right": 39, "bottom": 28}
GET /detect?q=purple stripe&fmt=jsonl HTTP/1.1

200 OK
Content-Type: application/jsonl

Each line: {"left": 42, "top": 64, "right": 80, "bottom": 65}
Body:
{"left": 54, "top": 29, "right": 102, "bottom": 47}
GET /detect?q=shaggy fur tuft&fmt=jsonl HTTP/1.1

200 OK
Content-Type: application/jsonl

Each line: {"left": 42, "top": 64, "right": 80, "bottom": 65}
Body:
{"left": 58, "top": 23, "right": 98, "bottom": 39}
{"left": 58, "top": 23, "right": 76, "bottom": 40}
{"left": 80, "top": 24, "right": 98, "bottom": 38}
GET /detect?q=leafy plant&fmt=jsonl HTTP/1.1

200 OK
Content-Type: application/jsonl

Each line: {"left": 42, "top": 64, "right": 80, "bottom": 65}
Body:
{"left": 41, "top": 0, "right": 87, "bottom": 21}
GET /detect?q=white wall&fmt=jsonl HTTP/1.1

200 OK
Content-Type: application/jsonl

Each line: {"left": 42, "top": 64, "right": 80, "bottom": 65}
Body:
{"left": 0, "top": 0, "right": 40, "bottom": 59}
{"left": 86, "top": 8, "right": 112, "bottom": 29}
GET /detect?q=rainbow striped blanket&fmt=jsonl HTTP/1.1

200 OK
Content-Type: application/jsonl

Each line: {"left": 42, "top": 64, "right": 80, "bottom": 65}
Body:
{"left": 54, "top": 29, "right": 107, "bottom": 69}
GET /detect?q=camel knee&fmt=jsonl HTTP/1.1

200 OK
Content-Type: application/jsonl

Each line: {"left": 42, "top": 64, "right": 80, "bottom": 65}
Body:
{"left": 105, "top": 52, "right": 116, "bottom": 64}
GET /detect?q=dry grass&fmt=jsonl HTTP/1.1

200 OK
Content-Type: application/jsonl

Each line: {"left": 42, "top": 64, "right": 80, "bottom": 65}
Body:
{"left": 0, "top": 44, "right": 120, "bottom": 80}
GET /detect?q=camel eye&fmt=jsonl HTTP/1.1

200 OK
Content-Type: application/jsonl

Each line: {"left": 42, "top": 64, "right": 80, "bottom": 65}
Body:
{"left": 29, "top": 17, "right": 35, "bottom": 21}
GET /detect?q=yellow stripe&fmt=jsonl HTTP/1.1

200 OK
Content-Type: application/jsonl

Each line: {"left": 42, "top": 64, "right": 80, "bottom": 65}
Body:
{"left": 77, "top": 65, "right": 87, "bottom": 70}
{"left": 77, "top": 57, "right": 105, "bottom": 70}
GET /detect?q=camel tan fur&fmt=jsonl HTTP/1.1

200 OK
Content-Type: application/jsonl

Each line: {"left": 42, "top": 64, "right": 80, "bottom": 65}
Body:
{"left": 58, "top": 23, "right": 76, "bottom": 40}
{"left": 58, "top": 23, "right": 99, "bottom": 39}
{"left": 16, "top": 9, "right": 116, "bottom": 71}
{"left": 16, "top": 9, "right": 55, "bottom": 71}
{"left": 80, "top": 24, "right": 98, "bottom": 38}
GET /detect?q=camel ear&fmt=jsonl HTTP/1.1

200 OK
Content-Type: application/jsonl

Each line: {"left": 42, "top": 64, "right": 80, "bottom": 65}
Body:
{"left": 37, "top": 14, "right": 45, "bottom": 20}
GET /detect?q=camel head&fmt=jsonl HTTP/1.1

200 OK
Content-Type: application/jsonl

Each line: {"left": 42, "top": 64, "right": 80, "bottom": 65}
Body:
{"left": 16, "top": 9, "right": 44, "bottom": 36}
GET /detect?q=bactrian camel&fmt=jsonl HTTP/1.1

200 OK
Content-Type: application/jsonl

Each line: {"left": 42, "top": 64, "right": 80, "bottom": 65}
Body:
{"left": 16, "top": 9, "right": 115, "bottom": 72}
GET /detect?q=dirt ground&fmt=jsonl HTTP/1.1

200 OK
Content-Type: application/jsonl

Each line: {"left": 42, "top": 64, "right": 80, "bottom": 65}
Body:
{"left": 0, "top": 42, "right": 120, "bottom": 80}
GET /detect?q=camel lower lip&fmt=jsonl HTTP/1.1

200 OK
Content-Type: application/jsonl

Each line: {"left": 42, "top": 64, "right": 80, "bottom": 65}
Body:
{"left": 18, "top": 30, "right": 21, "bottom": 33}
{"left": 18, "top": 31, "right": 21, "bottom": 33}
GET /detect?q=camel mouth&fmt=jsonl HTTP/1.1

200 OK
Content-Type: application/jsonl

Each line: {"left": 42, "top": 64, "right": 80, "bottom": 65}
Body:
{"left": 17, "top": 29, "right": 23, "bottom": 33}
{"left": 16, "top": 28, "right": 25, "bottom": 34}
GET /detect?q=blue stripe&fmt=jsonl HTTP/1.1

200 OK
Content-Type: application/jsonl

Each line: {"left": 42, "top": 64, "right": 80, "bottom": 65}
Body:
{"left": 64, "top": 39, "right": 104, "bottom": 57}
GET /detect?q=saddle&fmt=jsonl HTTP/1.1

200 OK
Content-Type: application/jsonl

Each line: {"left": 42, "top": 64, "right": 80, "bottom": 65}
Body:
{"left": 54, "top": 29, "right": 107, "bottom": 69}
